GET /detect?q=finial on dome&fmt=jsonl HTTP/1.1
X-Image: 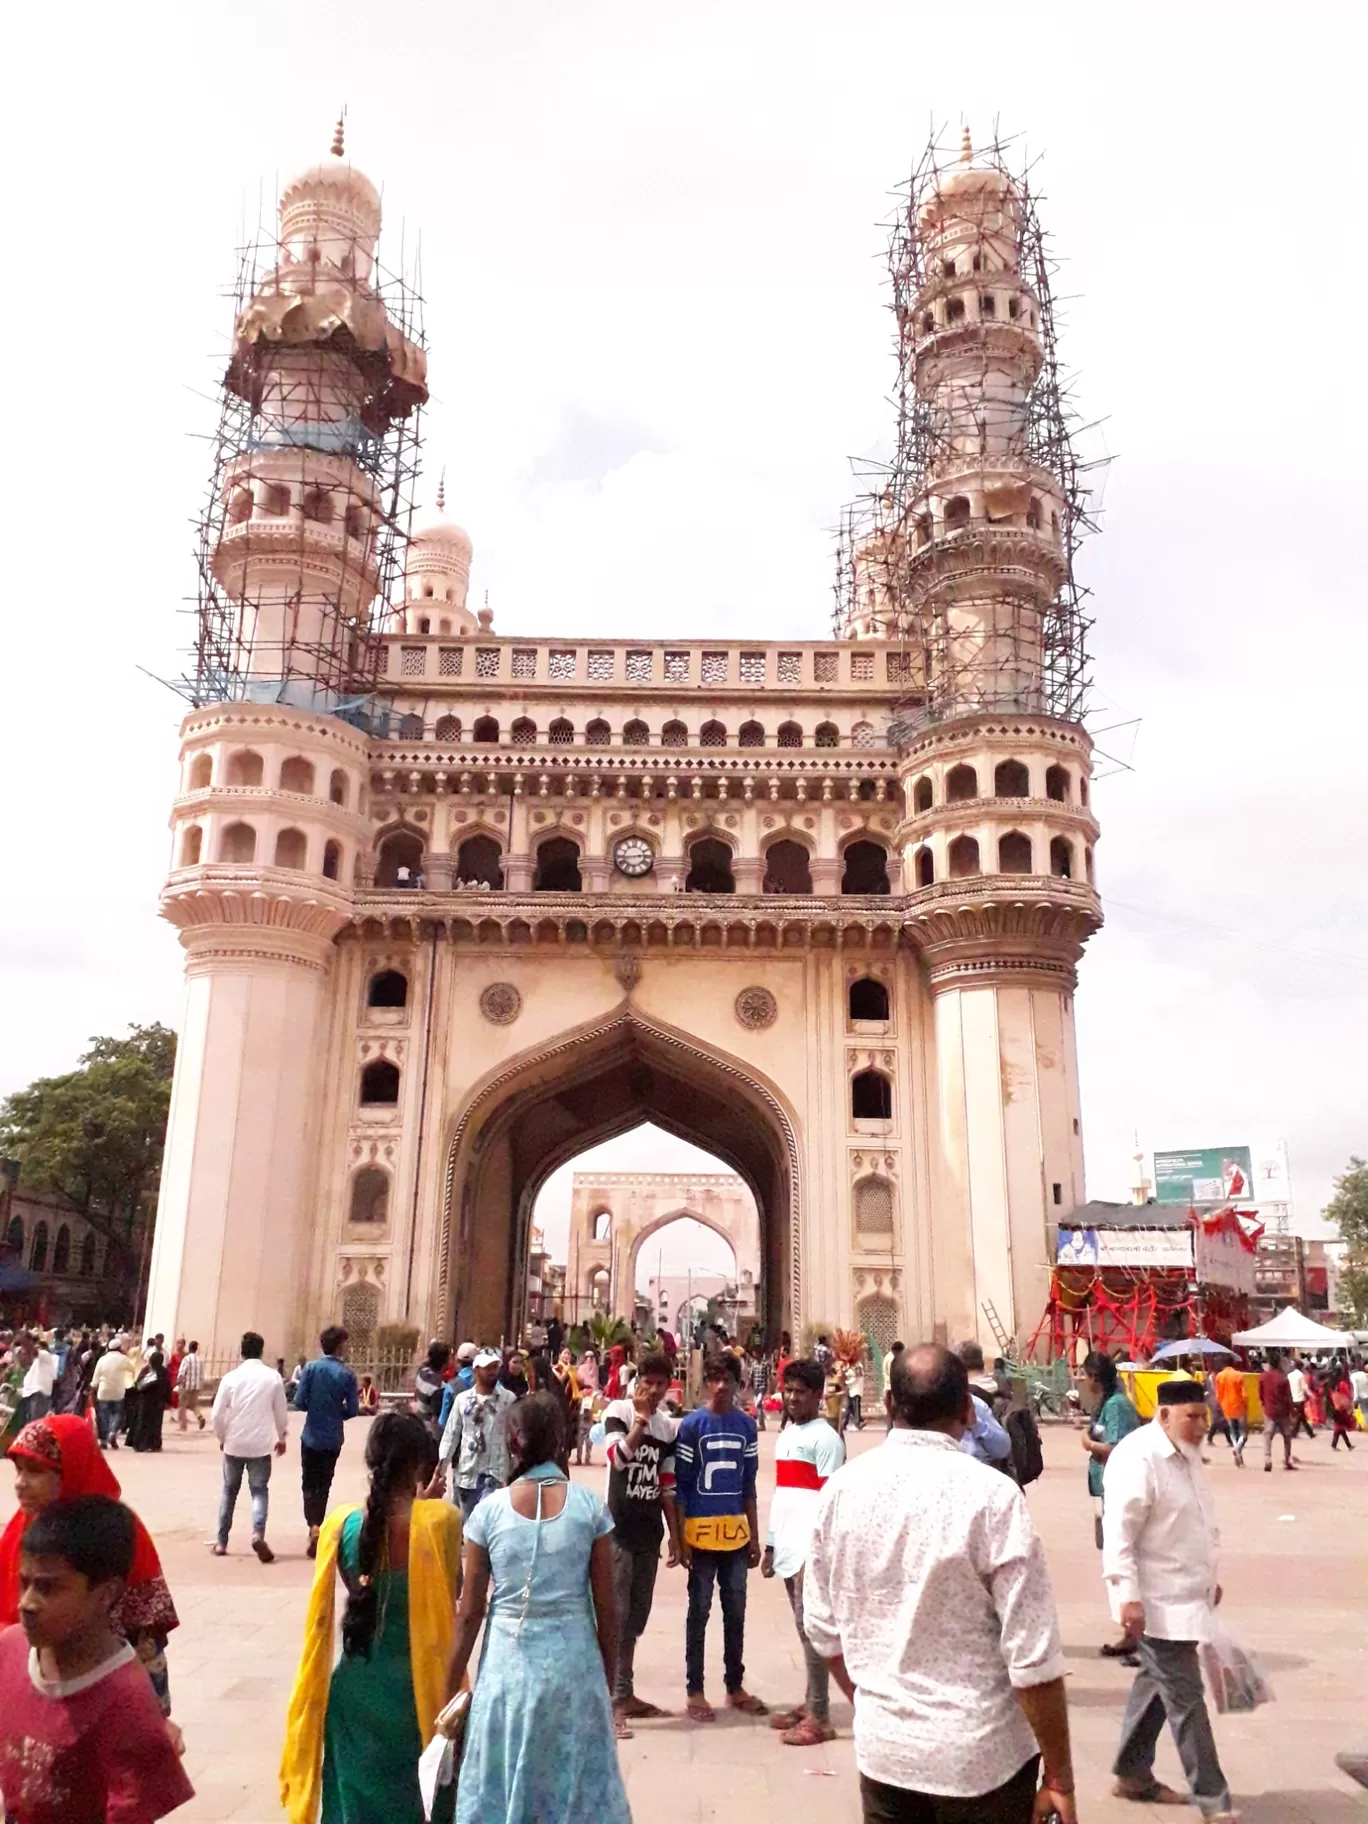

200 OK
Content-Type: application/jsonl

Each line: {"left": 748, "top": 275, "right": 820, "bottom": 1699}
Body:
{"left": 331, "top": 110, "right": 346, "bottom": 159}
{"left": 960, "top": 124, "right": 973, "bottom": 163}
{"left": 436, "top": 468, "right": 446, "bottom": 513}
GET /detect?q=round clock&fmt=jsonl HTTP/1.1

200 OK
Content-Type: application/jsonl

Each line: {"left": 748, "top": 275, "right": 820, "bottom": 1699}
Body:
{"left": 613, "top": 836, "right": 654, "bottom": 878}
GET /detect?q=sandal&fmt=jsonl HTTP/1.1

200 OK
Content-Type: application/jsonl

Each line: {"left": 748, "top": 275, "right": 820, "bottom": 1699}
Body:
{"left": 769, "top": 1708, "right": 805, "bottom": 1731}
{"left": 726, "top": 1690, "right": 770, "bottom": 1716}
{"left": 686, "top": 1697, "right": 716, "bottom": 1723}
{"left": 1112, "top": 1779, "right": 1188, "bottom": 1804}
{"left": 614, "top": 1714, "right": 634, "bottom": 1741}
{"left": 781, "top": 1716, "right": 835, "bottom": 1747}
{"left": 619, "top": 1698, "right": 668, "bottom": 1720}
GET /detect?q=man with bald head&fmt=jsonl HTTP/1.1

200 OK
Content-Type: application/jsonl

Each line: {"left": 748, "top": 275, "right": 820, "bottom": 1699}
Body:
{"left": 803, "top": 1344, "right": 1077, "bottom": 1823}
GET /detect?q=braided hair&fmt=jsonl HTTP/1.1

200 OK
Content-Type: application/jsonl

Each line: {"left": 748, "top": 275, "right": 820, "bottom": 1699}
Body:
{"left": 341, "top": 1411, "right": 436, "bottom": 1660}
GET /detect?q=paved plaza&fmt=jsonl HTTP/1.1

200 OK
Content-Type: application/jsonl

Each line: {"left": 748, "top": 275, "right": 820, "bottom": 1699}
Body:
{"left": 7, "top": 1414, "right": 1362, "bottom": 1823}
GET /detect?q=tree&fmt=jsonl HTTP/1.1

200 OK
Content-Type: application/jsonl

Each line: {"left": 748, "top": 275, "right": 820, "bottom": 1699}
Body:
{"left": 0, "top": 1025, "right": 177, "bottom": 1248}
{"left": 1325, "top": 1155, "right": 1368, "bottom": 1324}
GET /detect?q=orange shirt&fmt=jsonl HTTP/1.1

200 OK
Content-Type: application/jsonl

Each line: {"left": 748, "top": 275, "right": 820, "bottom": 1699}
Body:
{"left": 1215, "top": 1364, "right": 1247, "bottom": 1420}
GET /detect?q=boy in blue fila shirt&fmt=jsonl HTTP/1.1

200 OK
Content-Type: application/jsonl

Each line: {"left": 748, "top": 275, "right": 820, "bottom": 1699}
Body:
{"left": 674, "top": 1353, "right": 769, "bottom": 1721}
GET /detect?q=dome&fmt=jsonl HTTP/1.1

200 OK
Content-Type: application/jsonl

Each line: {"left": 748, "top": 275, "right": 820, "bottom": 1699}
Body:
{"left": 280, "top": 158, "right": 382, "bottom": 230}
{"left": 410, "top": 517, "right": 474, "bottom": 561}
{"left": 918, "top": 129, "right": 1019, "bottom": 239}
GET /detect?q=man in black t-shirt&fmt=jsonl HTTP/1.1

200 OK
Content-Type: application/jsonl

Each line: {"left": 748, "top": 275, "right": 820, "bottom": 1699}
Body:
{"left": 603, "top": 1349, "right": 682, "bottom": 1736}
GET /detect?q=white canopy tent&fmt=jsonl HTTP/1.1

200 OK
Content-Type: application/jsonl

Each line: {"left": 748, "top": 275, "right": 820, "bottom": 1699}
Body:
{"left": 1230, "top": 1306, "right": 1349, "bottom": 1349}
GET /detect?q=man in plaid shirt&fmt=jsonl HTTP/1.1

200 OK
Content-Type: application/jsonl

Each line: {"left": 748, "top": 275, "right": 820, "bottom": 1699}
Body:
{"left": 176, "top": 1341, "right": 206, "bottom": 1431}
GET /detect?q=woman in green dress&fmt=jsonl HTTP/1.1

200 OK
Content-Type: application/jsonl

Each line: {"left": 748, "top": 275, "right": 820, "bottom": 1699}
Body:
{"left": 281, "top": 1411, "right": 462, "bottom": 1824}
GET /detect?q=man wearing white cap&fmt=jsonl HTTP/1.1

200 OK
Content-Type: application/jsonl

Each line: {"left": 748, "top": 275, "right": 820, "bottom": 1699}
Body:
{"left": 439, "top": 1347, "right": 518, "bottom": 1522}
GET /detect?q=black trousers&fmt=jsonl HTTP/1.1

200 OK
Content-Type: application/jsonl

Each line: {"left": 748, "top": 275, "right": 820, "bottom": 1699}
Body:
{"left": 301, "top": 1444, "right": 341, "bottom": 1528}
{"left": 860, "top": 1756, "right": 1040, "bottom": 1824}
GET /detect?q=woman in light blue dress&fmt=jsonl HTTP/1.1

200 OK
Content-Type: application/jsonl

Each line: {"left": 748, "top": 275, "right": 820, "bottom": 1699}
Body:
{"left": 447, "top": 1391, "right": 630, "bottom": 1824}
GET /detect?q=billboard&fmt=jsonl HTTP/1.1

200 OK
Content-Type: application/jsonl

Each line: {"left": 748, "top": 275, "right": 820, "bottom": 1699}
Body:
{"left": 1057, "top": 1227, "right": 1194, "bottom": 1270}
{"left": 1153, "top": 1146, "right": 1254, "bottom": 1206}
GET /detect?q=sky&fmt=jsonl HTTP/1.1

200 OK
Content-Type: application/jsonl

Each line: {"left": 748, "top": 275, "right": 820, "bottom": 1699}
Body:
{"left": 2, "top": 1, "right": 1364, "bottom": 1253}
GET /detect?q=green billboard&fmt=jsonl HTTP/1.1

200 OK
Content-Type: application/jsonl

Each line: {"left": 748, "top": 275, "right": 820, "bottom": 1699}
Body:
{"left": 1153, "top": 1146, "right": 1254, "bottom": 1206}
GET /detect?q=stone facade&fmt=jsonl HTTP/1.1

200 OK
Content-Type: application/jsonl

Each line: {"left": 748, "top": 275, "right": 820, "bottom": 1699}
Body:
{"left": 565, "top": 1171, "right": 761, "bottom": 1327}
{"left": 146, "top": 136, "right": 1102, "bottom": 1367}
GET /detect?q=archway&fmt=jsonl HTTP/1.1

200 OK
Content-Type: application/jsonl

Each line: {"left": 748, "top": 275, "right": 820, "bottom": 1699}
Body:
{"left": 438, "top": 1009, "right": 797, "bottom": 1348}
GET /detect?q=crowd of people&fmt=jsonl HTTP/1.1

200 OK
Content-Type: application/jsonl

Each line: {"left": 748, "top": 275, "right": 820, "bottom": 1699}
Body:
{"left": 0, "top": 1313, "right": 1363, "bottom": 1823}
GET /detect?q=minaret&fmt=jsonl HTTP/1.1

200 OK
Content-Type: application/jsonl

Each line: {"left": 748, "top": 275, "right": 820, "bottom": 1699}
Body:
{"left": 146, "top": 128, "right": 426, "bottom": 1362}
{"left": 401, "top": 473, "right": 476, "bottom": 636}
{"left": 846, "top": 129, "right": 1103, "bottom": 1347}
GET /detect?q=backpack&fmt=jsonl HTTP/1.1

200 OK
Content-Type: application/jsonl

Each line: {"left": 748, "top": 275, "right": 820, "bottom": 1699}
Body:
{"left": 1005, "top": 1407, "right": 1044, "bottom": 1487}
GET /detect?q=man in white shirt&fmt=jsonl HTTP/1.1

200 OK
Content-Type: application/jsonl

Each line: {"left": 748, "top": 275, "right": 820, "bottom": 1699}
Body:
{"left": 804, "top": 1344, "right": 1076, "bottom": 1823}
{"left": 1102, "top": 1379, "right": 1233, "bottom": 1819}
{"left": 1285, "top": 1360, "right": 1315, "bottom": 1439}
{"left": 91, "top": 1338, "right": 135, "bottom": 1449}
{"left": 15, "top": 1334, "right": 57, "bottom": 1428}
{"left": 761, "top": 1356, "right": 844, "bottom": 1747}
{"left": 1351, "top": 1357, "right": 1368, "bottom": 1429}
{"left": 211, "top": 1329, "right": 288, "bottom": 1563}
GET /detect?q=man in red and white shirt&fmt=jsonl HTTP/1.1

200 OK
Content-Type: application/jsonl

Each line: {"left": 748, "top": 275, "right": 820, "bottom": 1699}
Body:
{"left": 762, "top": 1356, "right": 845, "bottom": 1746}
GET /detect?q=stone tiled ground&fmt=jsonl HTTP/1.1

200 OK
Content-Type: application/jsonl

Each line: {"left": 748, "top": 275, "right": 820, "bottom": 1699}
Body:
{"left": 5, "top": 1414, "right": 1362, "bottom": 1822}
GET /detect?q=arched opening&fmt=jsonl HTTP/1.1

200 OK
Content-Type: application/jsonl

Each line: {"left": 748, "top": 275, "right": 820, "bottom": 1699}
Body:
{"left": 946, "top": 295, "right": 966, "bottom": 323}
{"left": 341, "top": 1281, "right": 381, "bottom": 1349}
{"left": 979, "top": 292, "right": 996, "bottom": 317}
{"left": 814, "top": 722, "right": 839, "bottom": 749}
{"left": 738, "top": 721, "right": 765, "bottom": 748}
{"left": 511, "top": 717, "right": 537, "bottom": 745}
{"left": 1045, "top": 764, "right": 1070, "bottom": 803}
{"left": 763, "top": 839, "right": 812, "bottom": 895}
{"left": 226, "top": 750, "right": 263, "bottom": 788}
{"left": 915, "top": 845, "right": 935, "bottom": 887}
{"left": 4, "top": 1216, "right": 21, "bottom": 1254}
{"left": 1050, "top": 836, "right": 1074, "bottom": 879}
{"left": 472, "top": 716, "right": 499, "bottom": 744}
{"left": 851, "top": 1070, "right": 892, "bottom": 1122}
{"left": 329, "top": 768, "right": 349, "bottom": 806}
{"left": 228, "top": 488, "right": 253, "bottom": 524}
{"left": 921, "top": 310, "right": 935, "bottom": 334}
{"left": 260, "top": 482, "right": 290, "bottom": 517}
{"left": 854, "top": 1176, "right": 894, "bottom": 1240}
{"left": 592, "top": 1210, "right": 611, "bottom": 1241}
{"left": 585, "top": 718, "right": 611, "bottom": 746}
{"left": 360, "top": 1059, "right": 400, "bottom": 1106}
{"left": 1085, "top": 846, "right": 1095, "bottom": 884}
{"left": 944, "top": 495, "right": 971, "bottom": 531}
{"left": 998, "top": 831, "right": 1033, "bottom": 874}
{"left": 376, "top": 828, "right": 425, "bottom": 889}
{"left": 848, "top": 978, "right": 890, "bottom": 1022}
{"left": 685, "top": 837, "right": 735, "bottom": 894}
{"left": 302, "top": 485, "right": 333, "bottom": 524}
{"left": 548, "top": 718, "right": 575, "bottom": 746}
{"left": 189, "top": 753, "right": 212, "bottom": 790}
{"left": 994, "top": 758, "right": 1030, "bottom": 797}
{"left": 915, "top": 513, "right": 933, "bottom": 547}
{"left": 851, "top": 721, "right": 876, "bottom": 748}
{"left": 279, "top": 756, "right": 315, "bottom": 795}
{"left": 80, "top": 1232, "right": 96, "bottom": 1276}
{"left": 30, "top": 1222, "right": 50, "bottom": 1272}
{"left": 622, "top": 719, "right": 650, "bottom": 747}
{"left": 1026, "top": 497, "right": 1042, "bottom": 531}
{"left": 457, "top": 834, "right": 505, "bottom": 888}
{"left": 841, "top": 839, "right": 890, "bottom": 895}
{"left": 859, "top": 1294, "right": 900, "bottom": 1370}
{"left": 448, "top": 1015, "right": 793, "bottom": 1346}
{"left": 219, "top": 821, "right": 256, "bottom": 864}
{"left": 700, "top": 720, "right": 727, "bottom": 747}
{"left": 1079, "top": 777, "right": 1089, "bottom": 807}
{"left": 418, "top": 617, "right": 431, "bottom": 634}
{"left": 946, "top": 763, "right": 978, "bottom": 802}
{"left": 348, "top": 1167, "right": 390, "bottom": 1225}
{"left": 322, "top": 840, "right": 342, "bottom": 880}
{"left": 776, "top": 721, "right": 802, "bottom": 749}
{"left": 913, "top": 775, "right": 933, "bottom": 812}
{"left": 948, "top": 834, "right": 980, "bottom": 877}
{"left": 344, "top": 502, "right": 370, "bottom": 541}
{"left": 368, "top": 969, "right": 408, "bottom": 1009}
{"left": 589, "top": 1267, "right": 611, "bottom": 1311}
{"left": 52, "top": 1225, "right": 71, "bottom": 1274}
{"left": 274, "top": 828, "right": 308, "bottom": 870}
{"left": 534, "top": 836, "right": 582, "bottom": 892}
{"left": 398, "top": 714, "right": 425, "bottom": 739}
{"left": 435, "top": 715, "right": 461, "bottom": 742}
{"left": 661, "top": 719, "right": 688, "bottom": 748}
{"left": 179, "top": 825, "right": 202, "bottom": 866}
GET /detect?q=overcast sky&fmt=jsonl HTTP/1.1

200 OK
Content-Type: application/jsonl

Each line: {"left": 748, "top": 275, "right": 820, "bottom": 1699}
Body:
{"left": 3, "top": 2, "right": 1363, "bottom": 1261}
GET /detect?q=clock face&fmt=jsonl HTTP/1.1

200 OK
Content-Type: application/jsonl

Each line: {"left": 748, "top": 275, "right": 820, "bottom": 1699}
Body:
{"left": 613, "top": 836, "right": 654, "bottom": 878}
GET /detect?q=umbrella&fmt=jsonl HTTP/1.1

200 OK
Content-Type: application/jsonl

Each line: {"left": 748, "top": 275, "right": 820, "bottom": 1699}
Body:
{"left": 1231, "top": 1306, "right": 1348, "bottom": 1349}
{"left": 1150, "top": 1338, "right": 1234, "bottom": 1362}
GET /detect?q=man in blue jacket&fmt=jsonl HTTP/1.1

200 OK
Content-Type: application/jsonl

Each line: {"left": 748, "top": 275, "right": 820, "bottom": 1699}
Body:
{"left": 291, "top": 1325, "right": 360, "bottom": 1557}
{"left": 674, "top": 1353, "right": 768, "bottom": 1721}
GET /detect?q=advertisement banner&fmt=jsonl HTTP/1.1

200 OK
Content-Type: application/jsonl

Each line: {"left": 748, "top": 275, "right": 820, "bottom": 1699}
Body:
{"left": 1194, "top": 1220, "right": 1256, "bottom": 1294}
{"left": 1058, "top": 1227, "right": 1193, "bottom": 1270}
{"left": 1153, "top": 1147, "right": 1254, "bottom": 1206}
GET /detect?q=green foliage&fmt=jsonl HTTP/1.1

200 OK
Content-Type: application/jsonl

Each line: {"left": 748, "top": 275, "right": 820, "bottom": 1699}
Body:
{"left": 586, "top": 1310, "right": 632, "bottom": 1351}
{"left": 1327, "top": 1155, "right": 1368, "bottom": 1324}
{"left": 0, "top": 1025, "right": 177, "bottom": 1242}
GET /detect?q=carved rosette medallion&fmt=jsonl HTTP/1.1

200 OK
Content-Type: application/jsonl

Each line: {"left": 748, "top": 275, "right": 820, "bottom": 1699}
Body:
{"left": 734, "top": 986, "right": 778, "bottom": 1030}
{"left": 479, "top": 982, "right": 522, "bottom": 1025}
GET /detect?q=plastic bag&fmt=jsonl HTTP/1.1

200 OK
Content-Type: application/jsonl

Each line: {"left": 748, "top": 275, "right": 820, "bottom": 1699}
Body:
{"left": 419, "top": 1734, "right": 455, "bottom": 1820}
{"left": 1199, "top": 1621, "right": 1274, "bottom": 1714}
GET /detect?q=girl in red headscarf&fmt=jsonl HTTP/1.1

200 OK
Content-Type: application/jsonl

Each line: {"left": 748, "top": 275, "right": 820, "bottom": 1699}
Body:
{"left": 0, "top": 1414, "right": 181, "bottom": 1732}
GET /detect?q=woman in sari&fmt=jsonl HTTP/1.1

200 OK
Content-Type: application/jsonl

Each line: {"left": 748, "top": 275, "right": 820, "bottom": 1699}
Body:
{"left": 447, "top": 1393, "right": 629, "bottom": 1824}
{"left": 281, "top": 1410, "right": 461, "bottom": 1824}
{"left": 0, "top": 1413, "right": 181, "bottom": 1729}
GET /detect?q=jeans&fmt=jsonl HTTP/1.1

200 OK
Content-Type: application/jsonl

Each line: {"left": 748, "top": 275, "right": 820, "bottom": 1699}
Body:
{"left": 218, "top": 1453, "right": 272, "bottom": 1546}
{"left": 685, "top": 1546, "right": 748, "bottom": 1696}
{"left": 859, "top": 1756, "right": 1039, "bottom": 1822}
{"left": 96, "top": 1399, "right": 124, "bottom": 1446}
{"left": 456, "top": 1473, "right": 501, "bottom": 1524}
{"left": 575, "top": 1408, "right": 593, "bottom": 1465}
{"left": 785, "top": 1568, "right": 830, "bottom": 1724}
{"left": 300, "top": 1444, "right": 341, "bottom": 1528}
{"left": 1263, "top": 1416, "right": 1295, "bottom": 1465}
{"left": 611, "top": 1538, "right": 660, "bottom": 1701}
{"left": 1114, "top": 1635, "right": 1230, "bottom": 1815}
{"left": 14, "top": 1392, "right": 51, "bottom": 1430}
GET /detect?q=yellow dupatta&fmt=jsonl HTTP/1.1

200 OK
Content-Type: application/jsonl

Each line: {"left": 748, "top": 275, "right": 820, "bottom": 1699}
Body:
{"left": 279, "top": 1498, "right": 464, "bottom": 1824}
